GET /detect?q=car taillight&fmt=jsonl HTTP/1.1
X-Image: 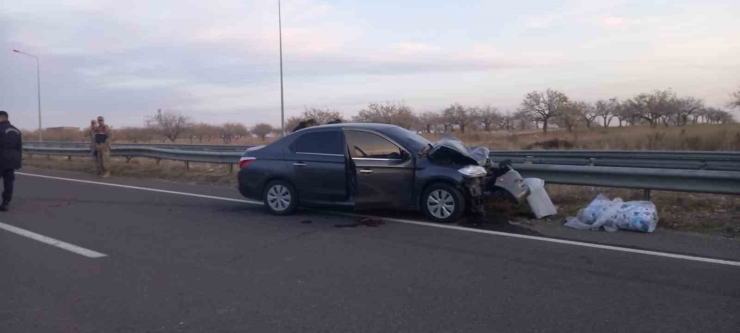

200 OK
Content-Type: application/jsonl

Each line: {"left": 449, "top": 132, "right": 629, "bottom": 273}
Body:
{"left": 239, "top": 157, "right": 256, "bottom": 169}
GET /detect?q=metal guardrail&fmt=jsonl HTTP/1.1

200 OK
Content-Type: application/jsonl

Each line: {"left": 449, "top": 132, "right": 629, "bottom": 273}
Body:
{"left": 489, "top": 150, "right": 740, "bottom": 172}
{"left": 23, "top": 146, "right": 242, "bottom": 171}
{"left": 513, "top": 164, "right": 740, "bottom": 196}
{"left": 489, "top": 150, "right": 740, "bottom": 196}
{"left": 22, "top": 145, "right": 740, "bottom": 196}
{"left": 23, "top": 141, "right": 251, "bottom": 152}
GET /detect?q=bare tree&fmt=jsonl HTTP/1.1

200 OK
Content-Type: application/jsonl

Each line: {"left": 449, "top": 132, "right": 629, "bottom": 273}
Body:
{"left": 556, "top": 101, "right": 585, "bottom": 133}
{"left": 189, "top": 123, "right": 220, "bottom": 143}
{"left": 704, "top": 108, "right": 735, "bottom": 124}
{"left": 595, "top": 98, "right": 618, "bottom": 127}
{"left": 728, "top": 87, "right": 740, "bottom": 109}
{"left": 154, "top": 109, "right": 192, "bottom": 143}
{"left": 302, "top": 108, "right": 345, "bottom": 124}
{"left": 692, "top": 108, "right": 709, "bottom": 124}
{"left": 579, "top": 102, "right": 599, "bottom": 129}
{"left": 477, "top": 106, "right": 501, "bottom": 132}
{"left": 675, "top": 97, "right": 704, "bottom": 126}
{"left": 285, "top": 117, "right": 302, "bottom": 133}
{"left": 520, "top": 89, "right": 569, "bottom": 133}
{"left": 416, "top": 112, "right": 440, "bottom": 133}
{"left": 120, "top": 126, "right": 157, "bottom": 143}
{"left": 221, "top": 122, "right": 250, "bottom": 144}
{"left": 442, "top": 103, "right": 477, "bottom": 133}
{"left": 499, "top": 111, "right": 516, "bottom": 131}
{"left": 251, "top": 123, "right": 274, "bottom": 141}
{"left": 513, "top": 109, "right": 534, "bottom": 130}
{"left": 353, "top": 102, "right": 416, "bottom": 129}
{"left": 625, "top": 90, "right": 676, "bottom": 128}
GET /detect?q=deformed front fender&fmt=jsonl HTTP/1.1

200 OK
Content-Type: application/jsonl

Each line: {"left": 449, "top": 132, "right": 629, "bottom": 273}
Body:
{"left": 488, "top": 168, "right": 530, "bottom": 203}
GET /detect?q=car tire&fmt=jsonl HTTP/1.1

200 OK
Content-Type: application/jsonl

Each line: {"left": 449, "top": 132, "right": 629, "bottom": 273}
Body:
{"left": 263, "top": 180, "right": 298, "bottom": 215}
{"left": 421, "top": 183, "right": 465, "bottom": 223}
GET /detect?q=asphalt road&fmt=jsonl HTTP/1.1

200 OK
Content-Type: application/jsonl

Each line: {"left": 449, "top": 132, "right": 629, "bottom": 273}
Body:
{"left": 1, "top": 171, "right": 739, "bottom": 332}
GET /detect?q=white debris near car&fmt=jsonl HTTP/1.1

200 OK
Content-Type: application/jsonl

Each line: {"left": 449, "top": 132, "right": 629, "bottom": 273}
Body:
{"left": 564, "top": 194, "right": 659, "bottom": 233}
{"left": 523, "top": 178, "right": 557, "bottom": 219}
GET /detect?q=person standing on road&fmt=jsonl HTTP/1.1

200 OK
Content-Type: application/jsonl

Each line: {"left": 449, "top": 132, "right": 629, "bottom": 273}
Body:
{"left": 87, "top": 119, "right": 98, "bottom": 168}
{"left": 94, "top": 116, "right": 113, "bottom": 178}
{"left": 0, "top": 111, "right": 22, "bottom": 212}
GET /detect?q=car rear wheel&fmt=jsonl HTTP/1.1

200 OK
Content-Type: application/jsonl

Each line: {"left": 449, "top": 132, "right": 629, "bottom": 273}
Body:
{"left": 263, "top": 180, "right": 298, "bottom": 215}
{"left": 421, "top": 183, "right": 464, "bottom": 223}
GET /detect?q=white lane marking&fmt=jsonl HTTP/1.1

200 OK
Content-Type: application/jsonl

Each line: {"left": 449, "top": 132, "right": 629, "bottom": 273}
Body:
{"left": 18, "top": 172, "right": 740, "bottom": 267}
{"left": 17, "top": 172, "right": 262, "bottom": 205}
{"left": 326, "top": 211, "right": 740, "bottom": 267}
{"left": 0, "top": 221, "right": 107, "bottom": 258}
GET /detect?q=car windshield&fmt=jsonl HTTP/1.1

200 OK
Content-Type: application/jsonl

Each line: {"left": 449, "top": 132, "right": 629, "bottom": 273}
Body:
{"left": 383, "top": 127, "right": 432, "bottom": 153}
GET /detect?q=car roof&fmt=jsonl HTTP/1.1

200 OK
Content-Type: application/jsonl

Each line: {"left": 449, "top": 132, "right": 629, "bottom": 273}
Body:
{"left": 295, "top": 123, "right": 403, "bottom": 133}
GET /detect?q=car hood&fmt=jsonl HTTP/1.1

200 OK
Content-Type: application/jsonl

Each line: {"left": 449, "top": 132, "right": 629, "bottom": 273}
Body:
{"left": 428, "top": 137, "right": 490, "bottom": 166}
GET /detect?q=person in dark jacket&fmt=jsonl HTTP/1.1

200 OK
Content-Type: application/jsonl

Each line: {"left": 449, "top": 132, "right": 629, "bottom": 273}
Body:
{"left": 0, "top": 111, "right": 22, "bottom": 212}
{"left": 292, "top": 119, "right": 318, "bottom": 133}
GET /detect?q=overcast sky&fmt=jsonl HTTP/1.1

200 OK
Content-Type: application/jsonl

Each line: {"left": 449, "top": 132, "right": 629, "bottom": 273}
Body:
{"left": 1, "top": 0, "right": 739, "bottom": 130}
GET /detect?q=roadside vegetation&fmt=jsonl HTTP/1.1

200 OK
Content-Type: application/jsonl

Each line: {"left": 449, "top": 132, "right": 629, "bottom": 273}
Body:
{"left": 20, "top": 87, "right": 740, "bottom": 237}
{"left": 22, "top": 87, "right": 739, "bottom": 147}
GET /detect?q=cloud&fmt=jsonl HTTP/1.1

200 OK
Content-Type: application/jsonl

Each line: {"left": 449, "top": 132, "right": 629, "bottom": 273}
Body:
{"left": 2, "top": 0, "right": 739, "bottom": 129}
{"left": 394, "top": 42, "right": 442, "bottom": 54}
{"left": 602, "top": 17, "right": 624, "bottom": 26}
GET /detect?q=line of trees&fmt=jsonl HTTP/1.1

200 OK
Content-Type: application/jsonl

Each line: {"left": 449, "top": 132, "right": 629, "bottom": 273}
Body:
{"left": 25, "top": 87, "right": 739, "bottom": 143}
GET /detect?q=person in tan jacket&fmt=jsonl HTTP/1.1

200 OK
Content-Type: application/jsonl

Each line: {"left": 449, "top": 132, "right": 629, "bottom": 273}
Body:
{"left": 94, "top": 116, "right": 113, "bottom": 178}
{"left": 87, "top": 119, "right": 98, "bottom": 168}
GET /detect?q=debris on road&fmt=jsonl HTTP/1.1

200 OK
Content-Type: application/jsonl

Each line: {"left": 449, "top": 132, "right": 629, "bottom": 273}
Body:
{"left": 564, "top": 194, "right": 659, "bottom": 233}
{"left": 334, "top": 218, "right": 385, "bottom": 228}
{"left": 524, "top": 178, "right": 557, "bottom": 219}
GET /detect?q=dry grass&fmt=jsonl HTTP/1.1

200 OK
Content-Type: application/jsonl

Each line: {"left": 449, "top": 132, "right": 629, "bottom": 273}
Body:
{"left": 23, "top": 155, "right": 237, "bottom": 186}
{"left": 433, "top": 124, "right": 740, "bottom": 151}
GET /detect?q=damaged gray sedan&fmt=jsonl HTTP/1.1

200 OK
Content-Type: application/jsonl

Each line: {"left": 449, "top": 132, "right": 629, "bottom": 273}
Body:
{"left": 238, "top": 123, "right": 528, "bottom": 223}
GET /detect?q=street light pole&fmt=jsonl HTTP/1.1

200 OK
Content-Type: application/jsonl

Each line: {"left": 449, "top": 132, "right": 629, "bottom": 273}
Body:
{"left": 13, "top": 49, "right": 43, "bottom": 142}
{"left": 278, "top": 0, "right": 285, "bottom": 136}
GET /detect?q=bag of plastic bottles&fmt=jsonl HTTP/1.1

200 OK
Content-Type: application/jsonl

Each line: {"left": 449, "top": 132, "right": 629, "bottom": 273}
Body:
{"left": 564, "top": 194, "right": 658, "bottom": 233}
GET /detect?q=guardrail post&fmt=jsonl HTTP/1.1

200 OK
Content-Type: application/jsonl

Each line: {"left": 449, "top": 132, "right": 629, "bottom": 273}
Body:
{"left": 185, "top": 161, "right": 190, "bottom": 170}
{"left": 588, "top": 158, "right": 595, "bottom": 167}
{"left": 229, "top": 163, "right": 234, "bottom": 173}
{"left": 643, "top": 189, "right": 651, "bottom": 201}
{"left": 67, "top": 156, "right": 72, "bottom": 161}
{"left": 126, "top": 156, "right": 132, "bottom": 163}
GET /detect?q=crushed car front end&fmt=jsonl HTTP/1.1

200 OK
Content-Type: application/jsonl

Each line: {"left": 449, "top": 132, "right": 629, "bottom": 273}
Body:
{"left": 424, "top": 137, "right": 529, "bottom": 216}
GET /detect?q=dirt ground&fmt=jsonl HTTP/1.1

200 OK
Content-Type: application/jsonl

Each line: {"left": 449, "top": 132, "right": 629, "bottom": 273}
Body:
{"left": 23, "top": 154, "right": 740, "bottom": 238}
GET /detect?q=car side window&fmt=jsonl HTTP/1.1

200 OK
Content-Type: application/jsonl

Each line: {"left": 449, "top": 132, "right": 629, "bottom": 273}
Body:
{"left": 290, "top": 131, "right": 344, "bottom": 155}
{"left": 344, "top": 130, "right": 403, "bottom": 159}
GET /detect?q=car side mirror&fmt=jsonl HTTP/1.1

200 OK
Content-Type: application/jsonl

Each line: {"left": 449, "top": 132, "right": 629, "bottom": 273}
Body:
{"left": 401, "top": 150, "right": 411, "bottom": 161}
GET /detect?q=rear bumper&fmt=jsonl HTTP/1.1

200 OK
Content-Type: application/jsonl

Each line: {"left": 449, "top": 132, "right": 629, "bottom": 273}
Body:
{"left": 237, "top": 170, "right": 263, "bottom": 201}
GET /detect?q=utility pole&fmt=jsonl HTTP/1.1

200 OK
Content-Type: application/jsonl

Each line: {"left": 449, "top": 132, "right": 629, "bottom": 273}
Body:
{"left": 279, "top": 0, "right": 285, "bottom": 136}
{"left": 13, "top": 49, "right": 43, "bottom": 141}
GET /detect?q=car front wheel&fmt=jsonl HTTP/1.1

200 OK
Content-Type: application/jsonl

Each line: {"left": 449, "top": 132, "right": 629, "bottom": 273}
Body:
{"left": 421, "top": 183, "right": 465, "bottom": 223}
{"left": 263, "top": 180, "right": 298, "bottom": 215}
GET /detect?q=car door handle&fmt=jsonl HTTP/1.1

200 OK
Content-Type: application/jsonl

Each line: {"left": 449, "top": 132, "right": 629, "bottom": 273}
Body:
{"left": 294, "top": 162, "right": 307, "bottom": 167}
{"left": 359, "top": 169, "right": 373, "bottom": 174}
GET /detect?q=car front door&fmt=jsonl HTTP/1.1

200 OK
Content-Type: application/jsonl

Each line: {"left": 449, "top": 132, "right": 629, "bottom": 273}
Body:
{"left": 344, "top": 129, "right": 415, "bottom": 210}
{"left": 286, "top": 129, "right": 347, "bottom": 202}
